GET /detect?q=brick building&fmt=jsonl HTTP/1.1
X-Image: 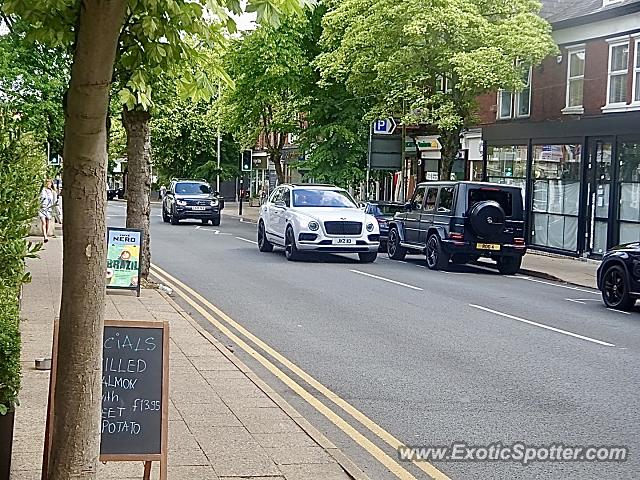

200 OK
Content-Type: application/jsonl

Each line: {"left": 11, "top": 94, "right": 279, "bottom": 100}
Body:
{"left": 476, "top": 0, "right": 640, "bottom": 257}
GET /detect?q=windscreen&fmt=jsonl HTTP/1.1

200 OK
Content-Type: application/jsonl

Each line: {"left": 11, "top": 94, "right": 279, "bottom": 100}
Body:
{"left": 175, "top": 183, "right": 211, "bottom": 195}
{"left": 372, "top": 204, "right": 405, "bottom": 217}
{"left": 293, "top": 189, "right": 357, "bottom": 208}
{"left": 468, "top": 188, "right": 513, "bottom": 217}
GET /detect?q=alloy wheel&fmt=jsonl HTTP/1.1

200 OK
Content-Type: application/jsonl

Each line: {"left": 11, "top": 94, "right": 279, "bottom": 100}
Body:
{"left": 388, "top": 230, "right": 397, "bottom": 256}
{"left": 427, "top": 236, "right": 438, "bottom": 268}
{"left": 604, "top": 268, "right": 625, "bottom": 306}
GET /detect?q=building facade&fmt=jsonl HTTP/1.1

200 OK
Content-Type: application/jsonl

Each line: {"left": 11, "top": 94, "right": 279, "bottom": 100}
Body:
{"left": 477, "top": 0, "right": 640, "bottom": 257}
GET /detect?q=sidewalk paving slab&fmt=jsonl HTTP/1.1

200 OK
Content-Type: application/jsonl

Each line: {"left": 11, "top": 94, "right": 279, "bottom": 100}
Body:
{"left": 11, "top": 237, "right": 366, "bottom": 480}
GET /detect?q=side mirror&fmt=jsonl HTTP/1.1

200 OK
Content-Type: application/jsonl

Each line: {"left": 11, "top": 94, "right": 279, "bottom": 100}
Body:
{"left": 404, "top": 202, "right": 412, "bottom": 212}
{"left": 213, "top": 191, "right": 220, "bottom": 197}
{"left": 358, "top": 202, "right": 366, "bottom": 209}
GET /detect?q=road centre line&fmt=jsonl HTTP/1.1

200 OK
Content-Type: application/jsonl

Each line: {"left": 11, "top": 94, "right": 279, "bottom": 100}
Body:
{"left": 469, "top": 304, "right": 615, "bottom": 347}
{"left": 350, "top": 270, "right": 423, "bottom": 291}
{"left": 235, "top": 236, "right": 258, "bottom": 245}
{"left": 150, "top": 268, "right": 430, "bottom": 480}
{"left": 510, "top": 275, "right": 599, "bottom": 295}
{"left": 150, "top": 264, "right": 450, "bottom": 480}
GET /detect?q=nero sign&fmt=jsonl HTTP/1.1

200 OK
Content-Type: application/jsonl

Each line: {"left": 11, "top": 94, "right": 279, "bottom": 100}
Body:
{"left": 106, "top": 227, "right": 142, "bottom": 296}
{"left": 100, "top": 322, "right": 168, "bottom": 457}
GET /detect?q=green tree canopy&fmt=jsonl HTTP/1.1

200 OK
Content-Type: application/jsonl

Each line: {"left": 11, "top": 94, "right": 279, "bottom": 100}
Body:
{"left": 316, "top": 0, "right": 558, "bottom": 178}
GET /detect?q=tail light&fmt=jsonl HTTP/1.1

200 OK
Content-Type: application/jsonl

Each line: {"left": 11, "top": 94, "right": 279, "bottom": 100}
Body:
{"left": 514, "top": 238, "right": 526, "bottom": 247}
{"left": 376, "top": 217, "right": 388, "bottom": 226}
{"left": 449, "top": 232, "right": 464, "bottom": 241}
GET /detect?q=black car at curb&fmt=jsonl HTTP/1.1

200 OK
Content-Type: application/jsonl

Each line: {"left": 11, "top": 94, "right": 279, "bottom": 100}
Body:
{"left": 597, "top": 243, "right": 640, "bottom": 310}
{"left": 387, "top": 181, "right": 527, "bottom": 274}
{"left": 162, "top": 179, "right": 223, "bottom": 226}
{"left": 363, "top": 201, "right": 405, "bottom": 251}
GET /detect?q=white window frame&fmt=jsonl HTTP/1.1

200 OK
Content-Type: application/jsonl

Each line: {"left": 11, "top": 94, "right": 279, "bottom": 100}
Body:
{"left": 515, "top": 66, "right": 532, "bottom": 118}
{"left": 496, "top": 66, "right": 531, "bottom": 120}
{"left": 497, "top": 89, "right": 513, "bottom": 120}
{"left": 633, "top": 36, "right": 640, "bottom": 105}
{"left": 603, "top": 36, "right": 632, "bottom": 113}
{"left": 562, "top": 44, "right": 586, "bottom": 114}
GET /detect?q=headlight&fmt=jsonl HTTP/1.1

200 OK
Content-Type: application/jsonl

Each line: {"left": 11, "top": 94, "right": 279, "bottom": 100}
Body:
{"left": 308, "top": 221, "right": 319, "bottom": 231}
{"left": 210, "top": 199, "right": 219, "bottom": 206}
{"left": 366, "top": 223, "right": 374, "bottom": 232}
{"left": 176, "top": 199, "right": 186, "bottom": 206}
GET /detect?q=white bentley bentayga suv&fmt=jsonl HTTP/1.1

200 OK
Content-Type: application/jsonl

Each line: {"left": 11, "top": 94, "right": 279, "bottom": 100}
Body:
{"left": 257, "top": 184, "right": 380, "bottom": 262}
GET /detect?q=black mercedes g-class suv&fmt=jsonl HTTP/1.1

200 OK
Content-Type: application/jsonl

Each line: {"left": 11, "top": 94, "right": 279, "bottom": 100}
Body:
{"left": 387, "top": 182, "right": 526, "bottom": 274}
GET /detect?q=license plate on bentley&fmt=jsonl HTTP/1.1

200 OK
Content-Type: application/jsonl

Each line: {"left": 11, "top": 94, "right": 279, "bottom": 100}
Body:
{"left": 477, "top": 243, "right": 501, "bottom": 251}
{"left": 333, "top": 238, "right": 354, "bottom": 245}
{"left": 191, "top": 206, "right": 206, "bottom": 211}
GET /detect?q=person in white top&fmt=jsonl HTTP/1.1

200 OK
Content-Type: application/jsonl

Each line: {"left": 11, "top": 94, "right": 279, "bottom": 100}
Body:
{"left": 39, "top": 179, "right": 56, "bottom": 243}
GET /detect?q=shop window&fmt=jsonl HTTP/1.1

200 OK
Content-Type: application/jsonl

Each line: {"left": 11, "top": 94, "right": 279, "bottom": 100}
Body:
{"left": 618, "top": 139, "right": 640, "bottom": 243}
{"left": 486, "top": 145, "right": 528, "bottom": 184}
{"left": 531, "top": 144, "right": 582, "bottom": 252}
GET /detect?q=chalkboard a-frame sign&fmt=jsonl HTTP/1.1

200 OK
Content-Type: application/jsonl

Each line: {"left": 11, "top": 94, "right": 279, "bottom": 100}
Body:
{"left": 42, "top": 320, "right": 170, "bottom": 480}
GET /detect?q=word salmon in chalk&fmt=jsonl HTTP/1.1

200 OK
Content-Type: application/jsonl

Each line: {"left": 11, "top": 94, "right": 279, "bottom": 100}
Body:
{"left": 104, "top": 357, "right": 147, "bottom": 373}
{"left": 103, "top": 332, "right": 157, "bottom": 351}
{"left": 102, "top": 375, "right": 138, "bottom": 390}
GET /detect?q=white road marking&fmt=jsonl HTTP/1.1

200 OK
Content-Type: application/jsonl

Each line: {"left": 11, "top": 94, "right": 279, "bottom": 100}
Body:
{"left": 235, "top": 236, "right": 258, "bottom": 245}
{"left": 607, "top": 308, "right": 632, "bottom": 315}
{"left": 350, "top": 270, "right": 423, "bottom": 291}
{"left": 469, "top": 304, "right": 615, "bottom": 347}
{"left": 510, "top": 275, "right": 599, "bottom": 295}
{"left": 565, "top": 299, "right": 586, "bottom": 304}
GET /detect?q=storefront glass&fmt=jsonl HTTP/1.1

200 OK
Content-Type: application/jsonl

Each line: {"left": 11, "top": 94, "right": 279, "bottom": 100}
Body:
{"left": 486, "top": 145, "right": 528, "bottom": 192}
{"left": 531, "top": 144, "right": 582, "bottom": 251}
{"left": 618, "top": 139, "right": 640, "bottom": 244}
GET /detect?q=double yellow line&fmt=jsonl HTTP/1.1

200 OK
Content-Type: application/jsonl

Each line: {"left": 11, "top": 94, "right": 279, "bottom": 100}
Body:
{"left": 151, "top": 264, "right": 451, "bottom": 480}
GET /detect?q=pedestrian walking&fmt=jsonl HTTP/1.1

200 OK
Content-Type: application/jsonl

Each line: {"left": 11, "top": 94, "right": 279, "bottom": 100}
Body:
{"left": 38, "top": 179, "right": 56, "bottom": 243}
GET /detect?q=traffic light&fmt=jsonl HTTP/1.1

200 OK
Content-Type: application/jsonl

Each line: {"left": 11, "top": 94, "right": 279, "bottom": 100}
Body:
{"left": 241, "top": 150, "right": 252, "bottom": 172}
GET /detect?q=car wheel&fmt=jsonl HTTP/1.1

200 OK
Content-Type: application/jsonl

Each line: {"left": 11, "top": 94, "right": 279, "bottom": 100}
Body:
{"left": 284, "top": 226, "right": 301, "bottom": 261}
{"left": 170, "top": 208, "right": 180, "bottom": 225}
{"left": 602, "top": 265, "right": 636, "bottom": 310}
{"left": 426, "top": 234, "right": 449, "bottom": 271}
{"left": 258, "top": 221, "right": 274, "bottom": 253}
{"left": 497, "top": 256, "right": 522, "bottom": 275}
{"left": 162, "top": 207, "right": 170, "bottom": 223}
{"left": 201, "top": 219, "right": 209, "bottom": 225}
{"left": 211, "top": 216, "right": 221, "bottom": 227}
{"left": 358, "top": 252, "right": 378, "bottom": 263}
{"left": 387, "top": 228, "right": 406, "bottom": 260}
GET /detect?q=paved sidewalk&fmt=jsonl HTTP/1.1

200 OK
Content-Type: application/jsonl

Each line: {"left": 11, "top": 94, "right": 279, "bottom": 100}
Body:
{"left": 521, "top": 251, "right": 599, "bottom": 289}
{"left": 11, "top": 237, "right": 364, "bottom": 480}
{"left": 221, "top": 202, "right": 260, "bottom": 224}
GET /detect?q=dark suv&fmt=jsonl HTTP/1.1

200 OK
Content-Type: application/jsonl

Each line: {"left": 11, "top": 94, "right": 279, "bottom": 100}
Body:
{"left": 162, "top": 180, "right": 223, "bottom": 226}
{"left": 387, "top": 182, "right": 526, "bottom": 274}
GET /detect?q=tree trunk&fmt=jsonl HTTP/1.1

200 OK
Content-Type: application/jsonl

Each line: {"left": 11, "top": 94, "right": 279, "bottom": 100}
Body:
{"left": 439, "top": 128, "right": 461, "bottom": 182}
{"left": 271, "top": 151, "right": 285, "bottom": 184}
{"left": 122, "top": 107, "right": 151, "bottom": 279}
{"left": 50, "top": 2, "right": 127, "bottom": 480}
